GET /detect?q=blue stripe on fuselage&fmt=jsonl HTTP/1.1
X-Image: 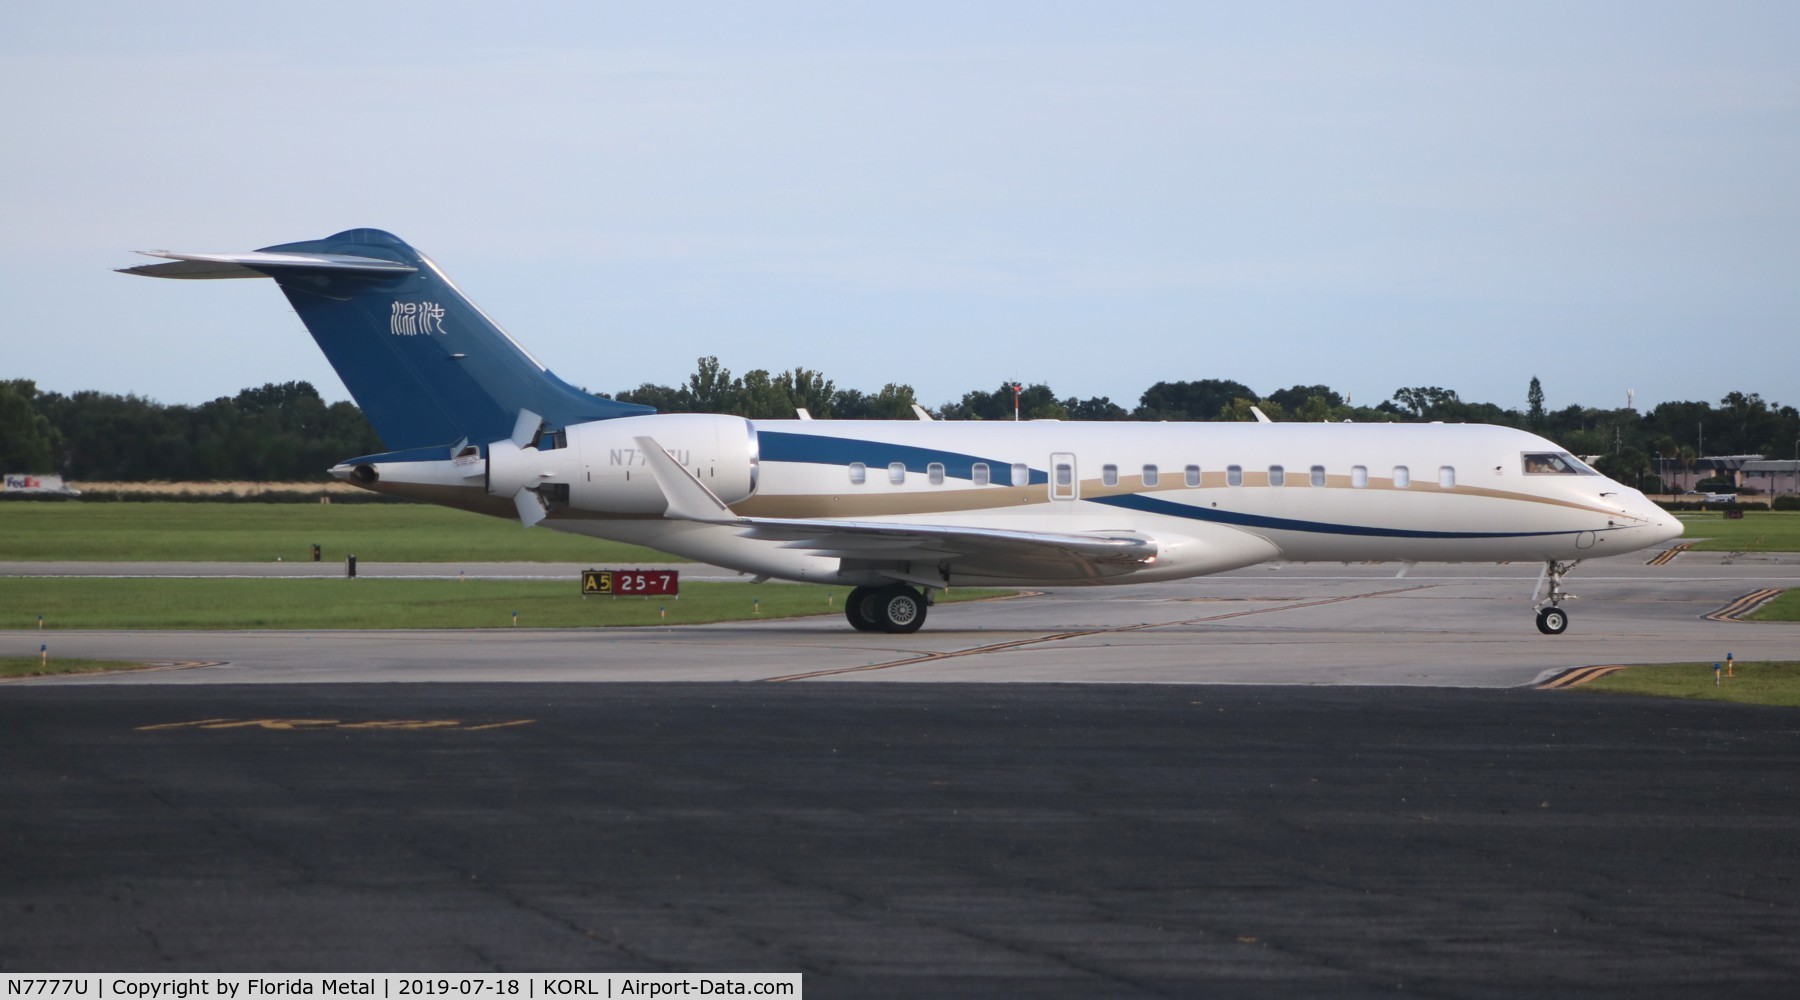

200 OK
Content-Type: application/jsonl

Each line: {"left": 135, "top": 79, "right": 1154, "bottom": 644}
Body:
{"left": 758, "top": 431, "right": 1049, "bottom": 485}
{"left": 1092, "top": 491, "right": 1577, "bottom": 539}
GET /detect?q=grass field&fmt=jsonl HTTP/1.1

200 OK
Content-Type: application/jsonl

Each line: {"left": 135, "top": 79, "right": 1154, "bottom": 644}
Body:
{"left": 1674, "top": 510, "right": 1800, "bottom": 552}
{"left": 0, "top": 502, "right": 674, "bottom": 563}
{"left": 1750, "top": 589, "right": 1800, "bottom": 622}
{"left": 1579, "top": 661, "right": 1800, "bottom": 707}
{"left": 0, "top": 655, "right": 148, "bottom": 679}
{"left": 3, "top": 578, "right": 1010, "bottom": 630}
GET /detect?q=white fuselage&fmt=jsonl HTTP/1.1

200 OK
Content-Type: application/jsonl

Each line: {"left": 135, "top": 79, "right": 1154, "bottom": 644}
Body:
{"left": 506, "top": 417, "right": 1683, "bottom": 587}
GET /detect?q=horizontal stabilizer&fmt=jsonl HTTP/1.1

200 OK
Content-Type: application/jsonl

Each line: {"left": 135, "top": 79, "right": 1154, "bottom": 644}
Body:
{"left": 118, "top": 250, "right": 419, "bottom": 280}
{"left": 118, "top": 229, "right": 652, "bottom": 451}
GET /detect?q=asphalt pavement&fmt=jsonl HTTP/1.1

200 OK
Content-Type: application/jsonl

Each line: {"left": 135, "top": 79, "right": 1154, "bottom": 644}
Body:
{"left": 4, "top": 683, "right": 1799, "bottom": 996}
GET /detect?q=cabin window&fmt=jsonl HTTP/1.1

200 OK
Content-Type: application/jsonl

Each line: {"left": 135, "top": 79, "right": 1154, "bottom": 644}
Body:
{"left": 1055, "top": 463, "right": 1073, "bottom": 488}
{"left": 1310, "top": 465, "right": 1326, "bottom": 487}
{"left": 1269, "top": 464, "right": 1286, "bottom": 487}
{"left": 1185, "top": 464, "right": 1201, "bottom": 488}
{"left": 1227, "top": 465, "right": 1243, "bottom": 487}
{"left": 1143, "top": 464, "right": 1159, "bottom": 487}
{"left": 1102, "top": 464, "right": 1119, "bottom": 487}
{"left": 928, "top": 462, "right": 945, "bottom": 485}
{"left": 888, "top": 462, "right": 906, "bottom": 485}
{"left": 1393, "top": 465, "right": 1410, "bottom": 488}
{"left": 1522, "top": 451, "right": 1598, "bottom": 475}
{"left": 1011, "top": 463, "right": 1029, "bottom": 487}
{"left": 848, "top": 462, "right": 866, "bottom": 485}
{"left": 1439, "top": 465, "right": 1456, "bottom": 489}
{"left": 1351, "top": 465, "right": 1368, "bottom": 489}
{"left": 972, "top": 462, "right": 990, "bottom": 486}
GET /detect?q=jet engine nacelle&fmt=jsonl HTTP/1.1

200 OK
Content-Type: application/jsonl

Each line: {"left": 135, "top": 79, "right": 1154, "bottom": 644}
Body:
{"left": 489, "top": 413, "right": 759, "bottom": 516}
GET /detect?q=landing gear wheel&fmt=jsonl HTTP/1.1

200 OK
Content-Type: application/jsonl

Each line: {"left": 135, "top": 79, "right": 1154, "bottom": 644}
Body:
{"left": 1531, "top": 560, "right": 1578, "bottom": 636}
{"left": 873, "top": 585, "right": 927, "bottom": 634}
{"left": 1536, "top": 607, "right": 1569, "bottom": 635}
{"left": 844, "top": 586, "right": 882, "bottom": 632}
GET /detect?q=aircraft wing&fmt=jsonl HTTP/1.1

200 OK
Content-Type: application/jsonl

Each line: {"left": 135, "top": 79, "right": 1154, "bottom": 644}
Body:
{"left": 736, "top": 518, "right": 1157, "bottom": 581}
{"left": 633, "top": 435, "right": 1157, "bottom": 582}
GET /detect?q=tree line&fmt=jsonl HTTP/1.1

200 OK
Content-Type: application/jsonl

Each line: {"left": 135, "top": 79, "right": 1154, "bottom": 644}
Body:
{"left": 3, "top": 363, "right": 1796, "bottom": 488}
{"left": 0, "top": 380, "right": 381, "bottom": 482}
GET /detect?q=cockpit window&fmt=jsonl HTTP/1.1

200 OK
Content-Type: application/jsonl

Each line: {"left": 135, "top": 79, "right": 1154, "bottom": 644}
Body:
{"left": 1521, "top": 452, "right": 1598, "bottom": 475}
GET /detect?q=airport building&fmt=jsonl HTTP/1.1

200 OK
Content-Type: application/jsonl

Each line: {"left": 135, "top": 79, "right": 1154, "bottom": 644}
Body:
{"left": 1743, "top": 459, "right": 1800, "bottom": 496}
{"left": 1658, "top": 455, "right": 1800, "bottom": 496}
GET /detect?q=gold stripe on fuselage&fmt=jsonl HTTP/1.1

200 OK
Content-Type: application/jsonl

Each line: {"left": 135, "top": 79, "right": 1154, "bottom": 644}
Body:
{"left": 724, "top": 471, "right": 1625, "bottom": 522}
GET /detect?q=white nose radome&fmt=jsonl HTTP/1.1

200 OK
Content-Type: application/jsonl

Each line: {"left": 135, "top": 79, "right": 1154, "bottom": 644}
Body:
{"left": 1649, "top": 505, "right": 1685, "bottom": 545}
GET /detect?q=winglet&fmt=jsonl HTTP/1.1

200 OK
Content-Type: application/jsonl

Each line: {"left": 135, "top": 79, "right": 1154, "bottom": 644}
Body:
{"left": 634, "top": 436, "right": 739, "bottom": 522}
{"left": 1250, "top": 406, "right": 1273, "bottom": 424}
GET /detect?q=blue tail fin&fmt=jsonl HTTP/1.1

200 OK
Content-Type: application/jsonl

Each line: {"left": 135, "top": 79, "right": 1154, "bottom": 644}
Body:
{"left": 124, "top": 228, "right": 650, "bottom": 450}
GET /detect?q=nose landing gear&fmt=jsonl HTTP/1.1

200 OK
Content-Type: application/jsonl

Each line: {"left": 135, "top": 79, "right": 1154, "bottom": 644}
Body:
{"left": 1535, "top": 605, "right": 1569, "bottom": 635}
{"left": 1532, "top": 560, "right": 1578, "bottom": 635}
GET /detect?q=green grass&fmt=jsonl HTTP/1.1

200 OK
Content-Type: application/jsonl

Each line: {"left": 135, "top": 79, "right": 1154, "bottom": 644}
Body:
{"left": 2, "top": 578, "right": 1011, "bottom": 630}
{"left": 1579, "top": 661, "right": 1800, "bottom": 707}
{"left": 1750, "top": 590, "right": 1800, "bottom": 622}
{"left": 0, "top": 655, "right": 150, "bottom": 678}
{"left": 1674, "top": 510, "right": 1800, "bottom": 552}
{"left": 0, "top": 502, "right": 674, "bottom": 563}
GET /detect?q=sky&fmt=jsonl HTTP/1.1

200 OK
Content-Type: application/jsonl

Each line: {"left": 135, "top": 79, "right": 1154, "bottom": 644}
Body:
{"left": 3, "top": 1, "right": 1796, "bottom": 416}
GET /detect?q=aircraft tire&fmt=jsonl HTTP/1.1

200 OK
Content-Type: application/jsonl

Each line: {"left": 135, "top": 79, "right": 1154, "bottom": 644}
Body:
{"left": 875, "top": 585, "right": 927, "bottom": 634}
{"left": 1536, "top": 607, "right": 1569, "bottom": 635}
{"left": 845, "top": 586, "right": 882, "bottom": 632}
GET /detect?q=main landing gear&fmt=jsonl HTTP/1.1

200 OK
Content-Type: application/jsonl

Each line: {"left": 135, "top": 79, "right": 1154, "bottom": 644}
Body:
{"left": 845, "top": 584, "right": 930, "bottom": 634}
{"left": 1533, "top": 559, "right": 1578, "bottom": 635}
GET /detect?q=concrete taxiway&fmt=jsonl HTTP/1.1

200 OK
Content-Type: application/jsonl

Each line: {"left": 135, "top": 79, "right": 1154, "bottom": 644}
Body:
{"left": 8, "top": 550, "right": 1798, "bottom": 687}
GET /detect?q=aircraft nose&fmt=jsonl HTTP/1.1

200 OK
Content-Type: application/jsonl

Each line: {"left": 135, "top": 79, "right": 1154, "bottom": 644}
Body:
{"left": 1650, "top": 505, "right": 1685, "bottom": 544}
{"left": 1628, "top": 500, "right": 1684, "bottom": 544}
{"left": 1608, "top": 489, "right": 1683, "bottom": 545}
